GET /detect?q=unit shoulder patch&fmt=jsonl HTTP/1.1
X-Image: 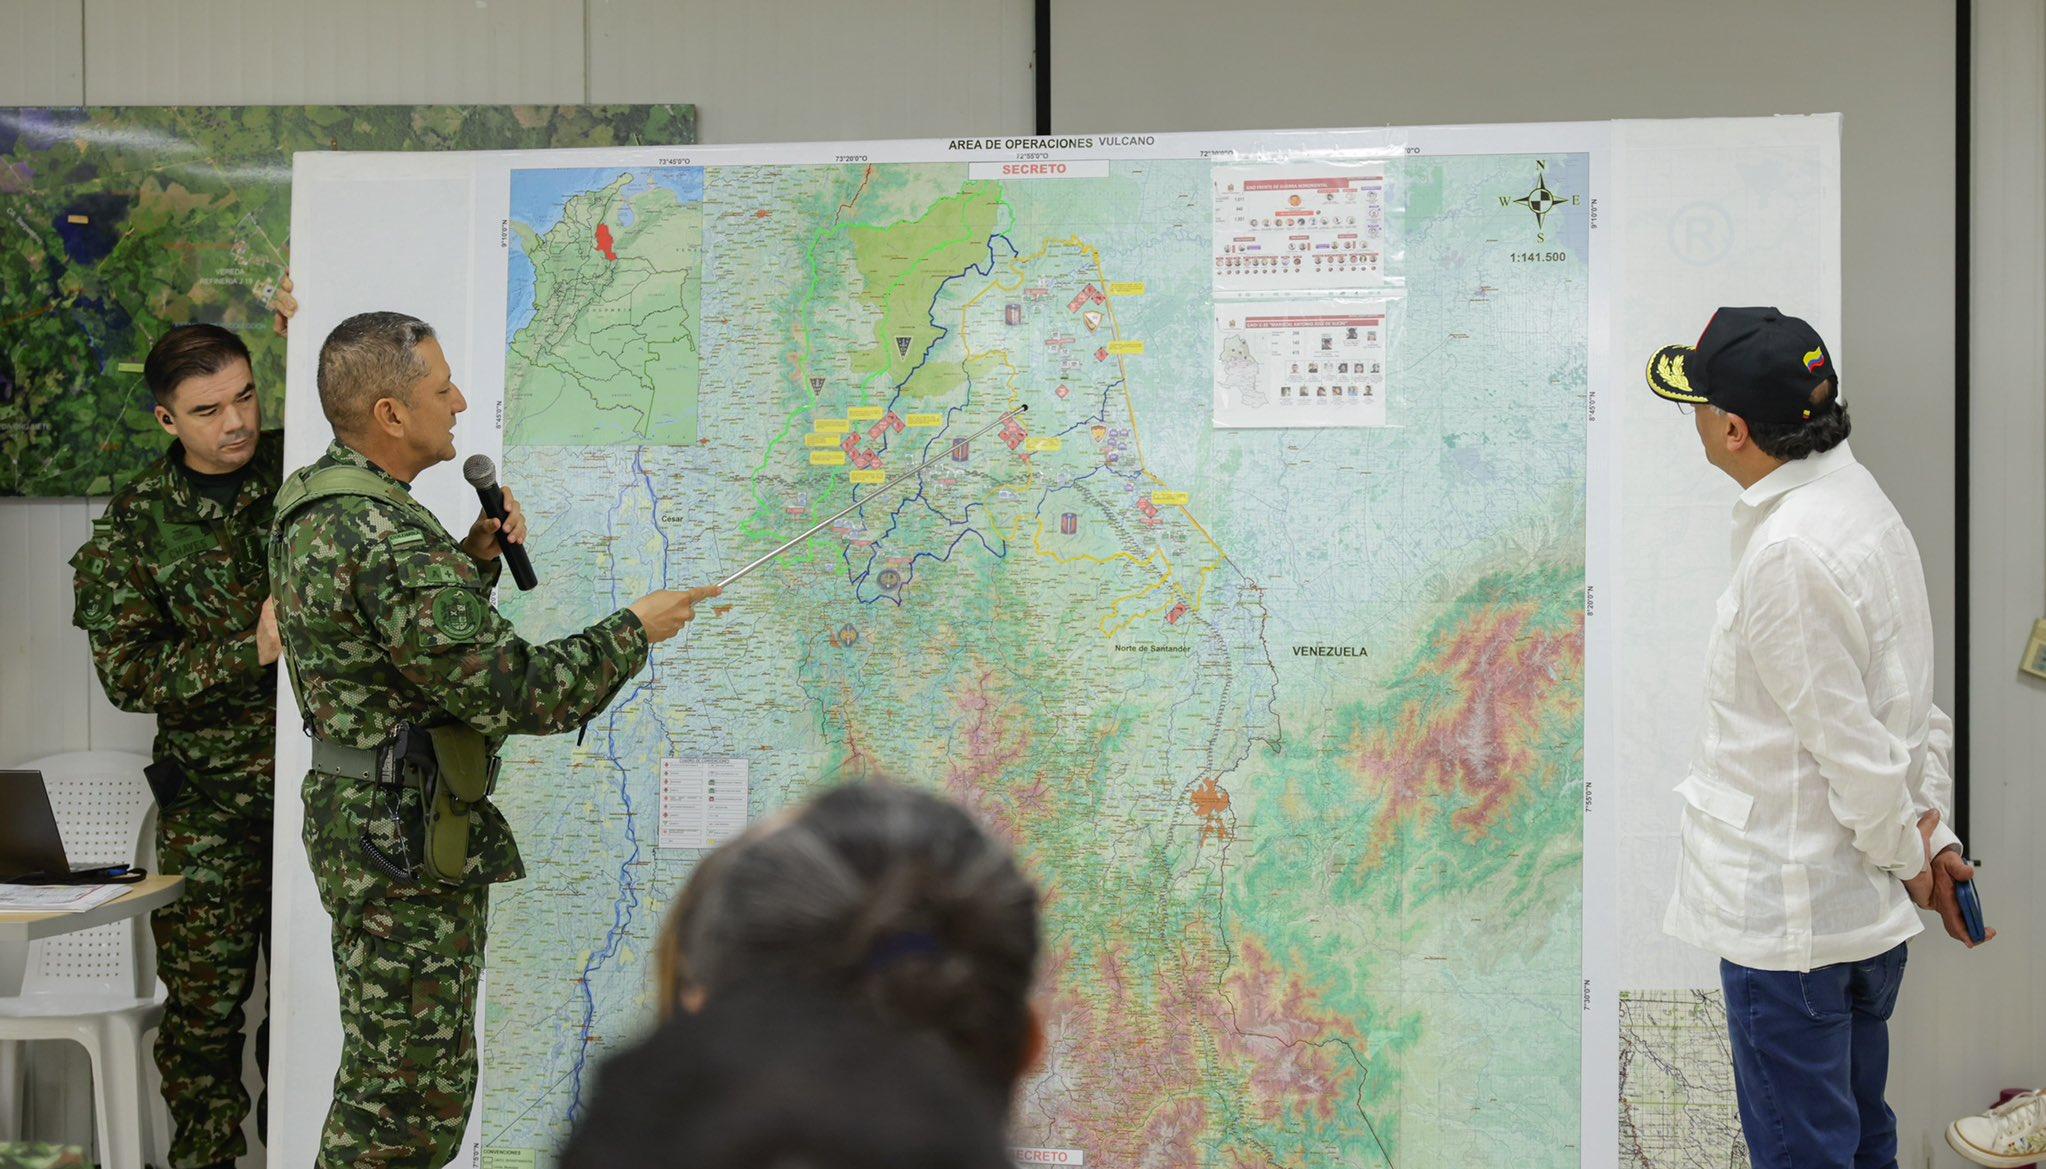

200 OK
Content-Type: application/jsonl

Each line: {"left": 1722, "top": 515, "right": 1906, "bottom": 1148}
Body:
{"left": 430, "top": 588, "right": 486, "bottom": 641}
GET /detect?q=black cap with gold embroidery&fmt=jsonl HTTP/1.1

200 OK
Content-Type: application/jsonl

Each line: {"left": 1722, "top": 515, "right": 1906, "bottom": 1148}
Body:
{"left": 1646, "top": 307, "right": 1839, "bottom": 424}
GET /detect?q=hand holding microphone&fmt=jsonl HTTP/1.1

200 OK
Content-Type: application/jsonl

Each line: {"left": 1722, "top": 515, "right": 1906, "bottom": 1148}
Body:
{"left": 462, "top": 455, "right": 538, "bottom": 590}
{"left": 461, "top": 453, "right": 723, "bottom": 635}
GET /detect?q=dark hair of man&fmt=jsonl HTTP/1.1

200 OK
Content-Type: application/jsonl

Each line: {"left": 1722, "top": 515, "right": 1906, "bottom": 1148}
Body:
{"left": 1744, "top": 378, "right": 1852, "bottom": 461}
{"left": 559, "top": 983, "right": 1014, "bottom": 1169}
{"left": 664, "top": 781, "right": 1041, "bottom": 1096}
{"left": 315, "top": 311, "right": 436, "bottom": 437}
{"left": 142, "top": 323, "right": 252, "bottom": 408}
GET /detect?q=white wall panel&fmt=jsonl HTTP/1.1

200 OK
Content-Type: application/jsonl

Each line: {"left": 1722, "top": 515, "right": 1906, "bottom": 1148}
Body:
{"left": 81, "top": 0, "right": 585, "bottom": 104}
{"left": 588, "top": 0, "right": 1032, "bottom": 143}
{"left": 0, "top": 500, "right": 95, "bottom": 767}
{"left": 0, "top": 0, "right": 84, "bottom": 104}
{"left": 1889, "top": 5, "right": 2046, "bottom": 1160}
{"left": 1895, "top": 4, "right": 2046, "bottom": 1168}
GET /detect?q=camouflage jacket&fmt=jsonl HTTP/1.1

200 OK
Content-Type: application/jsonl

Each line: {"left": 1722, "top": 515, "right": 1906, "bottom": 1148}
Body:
{"left": 269, "top": 440, "right": 649, "bottom": 894}
{"left": 70, "top": 431, "right": 284, "bottom": 819}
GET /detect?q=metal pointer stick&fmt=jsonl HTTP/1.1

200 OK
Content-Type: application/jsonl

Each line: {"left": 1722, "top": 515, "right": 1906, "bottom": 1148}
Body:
{"left": 714, "top": 404, "right": 1028, "bottom": 589}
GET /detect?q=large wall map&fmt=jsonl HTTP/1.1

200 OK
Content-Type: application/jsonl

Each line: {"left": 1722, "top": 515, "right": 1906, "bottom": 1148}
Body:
{"left": 483, "top": 152, "right": 1590, "bottom": 1166}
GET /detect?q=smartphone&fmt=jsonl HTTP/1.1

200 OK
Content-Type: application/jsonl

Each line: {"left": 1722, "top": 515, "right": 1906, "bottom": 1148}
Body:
{"left": 1955, "top": 878, "right": 1987, "bottom": 944}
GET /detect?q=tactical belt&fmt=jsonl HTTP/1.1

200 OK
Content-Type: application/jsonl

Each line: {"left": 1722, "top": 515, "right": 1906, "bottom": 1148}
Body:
{"left": 310, "top": 727, "right": 500, "bottom": 886}
{"left": 308, "top": 737, "right": 378, "bottom": 781}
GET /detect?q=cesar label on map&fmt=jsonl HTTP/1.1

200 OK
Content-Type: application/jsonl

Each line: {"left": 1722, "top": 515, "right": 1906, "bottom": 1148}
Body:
{"left": 1213, "top": 301, "right": 1389, "bottom": 428}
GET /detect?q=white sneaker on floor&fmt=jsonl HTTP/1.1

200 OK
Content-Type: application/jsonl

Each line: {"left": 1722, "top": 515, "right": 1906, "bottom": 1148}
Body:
{"left": 1948, "top": 1091, "right": 2046, "bottom": 1168}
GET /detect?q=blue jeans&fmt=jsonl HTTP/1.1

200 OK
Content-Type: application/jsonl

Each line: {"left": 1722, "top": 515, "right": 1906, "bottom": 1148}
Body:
{"left": 1721, "top": 943, "right": 1908, "bottom": 1169}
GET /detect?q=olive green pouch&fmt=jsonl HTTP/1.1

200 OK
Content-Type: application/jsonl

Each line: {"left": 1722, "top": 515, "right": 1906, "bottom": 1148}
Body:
{"left": 422, "top": 724, "right": 498, "bottom": 885}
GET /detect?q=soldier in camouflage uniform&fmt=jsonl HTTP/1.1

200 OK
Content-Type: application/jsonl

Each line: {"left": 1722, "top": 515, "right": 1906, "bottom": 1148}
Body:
{"left": 69, "top": 324, "right": 282, "bottom": 1169}
{"left": 270, "top": 311, "right": 716, "bottom": 1168}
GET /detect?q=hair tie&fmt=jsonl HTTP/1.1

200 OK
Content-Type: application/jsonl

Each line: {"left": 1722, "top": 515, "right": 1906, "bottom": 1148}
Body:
{"left": 866, "top": 931, "right": 943, "bottom": 971}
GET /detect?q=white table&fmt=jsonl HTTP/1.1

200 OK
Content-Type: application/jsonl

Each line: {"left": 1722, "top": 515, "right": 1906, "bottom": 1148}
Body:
{"left": 0, "top": 876, "right": 182, "bottom": 997}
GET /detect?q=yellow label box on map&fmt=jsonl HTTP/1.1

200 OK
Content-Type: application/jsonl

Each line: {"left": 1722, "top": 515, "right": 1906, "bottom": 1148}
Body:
{"left": 1108, "top": 281, "right": 1146, "bottom": 297}
{"left": 849, "top": 406, "right": 886, "bottom": 421}
{"left": 810, "top": 451, "right": 847, "bottom": 466}
{"left": 804, "top": 433, "right": 839, "bottom": 448}
{"left": 814, "top": 418, "right": 851, "bottom": 434}
{"left": 850, "top": 469, "right": 886, "bottom": 485}
{"left": 905, "top": 412, "right": 944, "bottom": 427}
{"left": 1024, "top": 436, "right": 1062, "bottom": 452}
{"left": 1107, "top": 340, "right": 1145, "bottom": 356}
{"left": 1152, "top": 491, "right": 1190, "bottom": 506}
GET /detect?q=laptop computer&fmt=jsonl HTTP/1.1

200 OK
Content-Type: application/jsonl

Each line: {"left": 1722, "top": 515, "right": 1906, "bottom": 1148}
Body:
{"left": 0, "top": 770, "right": 141, "bottom": 884}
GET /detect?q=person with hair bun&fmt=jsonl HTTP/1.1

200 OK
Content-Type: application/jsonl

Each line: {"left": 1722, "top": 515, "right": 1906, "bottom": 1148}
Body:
{"left": 559, "top": 981, "right": 1015, "bottom": 1169}
{"left": 559, "top": 781, "right": 1042, "bottom": 1167}
{"left": 658, "top": 780, "right": 1045, "bottom": 1100}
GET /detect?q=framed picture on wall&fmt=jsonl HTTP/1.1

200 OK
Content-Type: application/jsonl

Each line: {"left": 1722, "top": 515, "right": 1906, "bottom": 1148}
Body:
{"left": 2021, "top": 618, "right": 2046, "bottom": 681}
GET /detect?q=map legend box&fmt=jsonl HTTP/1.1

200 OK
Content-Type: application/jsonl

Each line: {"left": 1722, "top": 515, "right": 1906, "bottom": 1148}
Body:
{"left": 659, "top": 758, "right": 750, "bottom": 850}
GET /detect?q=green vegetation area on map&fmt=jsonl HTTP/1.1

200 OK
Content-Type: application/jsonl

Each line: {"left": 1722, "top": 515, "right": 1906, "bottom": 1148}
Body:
{"left": 483, "top": 154, "right": 1591, "bottom": 1166}
{"left": 505, "top": 172, "right": 702, "bottom": 445}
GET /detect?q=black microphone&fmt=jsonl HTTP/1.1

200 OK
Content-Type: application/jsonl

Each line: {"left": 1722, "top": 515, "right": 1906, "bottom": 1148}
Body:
{"left": 462, "top": 455, "right": 538, "bottom": 591}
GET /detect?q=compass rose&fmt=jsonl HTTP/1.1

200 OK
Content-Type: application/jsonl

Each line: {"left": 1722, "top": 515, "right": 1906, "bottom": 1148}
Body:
{"left": 1500, "top": 159, "right": 1580, "bottom": 242}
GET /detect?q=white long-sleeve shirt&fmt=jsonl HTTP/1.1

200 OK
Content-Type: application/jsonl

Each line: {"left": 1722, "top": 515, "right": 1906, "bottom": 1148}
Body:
{"left": 1663, "top": 441, "right": 1958, "bottom": 972}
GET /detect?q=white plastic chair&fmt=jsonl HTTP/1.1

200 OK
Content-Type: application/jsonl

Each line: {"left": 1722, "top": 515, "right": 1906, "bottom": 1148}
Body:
{"left": 0, "top": 751, "right": 166, "bottom": 1169}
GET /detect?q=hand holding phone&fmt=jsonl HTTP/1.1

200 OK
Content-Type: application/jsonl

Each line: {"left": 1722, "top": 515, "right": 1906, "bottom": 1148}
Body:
{"left": 1955, "top": 878, "right": 1987, "bottom": 945}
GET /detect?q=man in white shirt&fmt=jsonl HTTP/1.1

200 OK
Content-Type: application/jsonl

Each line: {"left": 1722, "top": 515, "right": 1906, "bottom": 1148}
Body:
{"left": 1647, "top": 307, "right": 1992, "bottom": 1169}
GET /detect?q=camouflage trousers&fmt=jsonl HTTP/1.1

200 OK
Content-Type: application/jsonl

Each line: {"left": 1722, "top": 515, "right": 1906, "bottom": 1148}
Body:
{"left": 152, "top": 795, "right": 271, "bottom": 1169}
{"left": 313, "top": 880, "right": 487, "bottom": 1169}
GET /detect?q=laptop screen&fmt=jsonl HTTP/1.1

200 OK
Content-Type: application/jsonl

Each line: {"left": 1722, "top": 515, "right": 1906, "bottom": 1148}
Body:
{"left": 0, "top": 770, "right": 71, "bottom": 880}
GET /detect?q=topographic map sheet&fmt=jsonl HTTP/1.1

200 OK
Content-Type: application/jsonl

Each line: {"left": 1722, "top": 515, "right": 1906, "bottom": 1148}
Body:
{"left": 486, "top": 144, "right": 1590, "bottom": 1168}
